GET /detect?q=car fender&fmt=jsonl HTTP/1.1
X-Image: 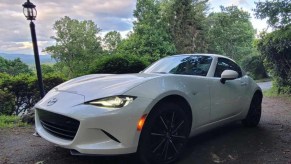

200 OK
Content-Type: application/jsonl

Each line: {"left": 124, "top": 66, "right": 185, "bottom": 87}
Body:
{"left": 240, "top": 76, "right": 263, "bottom": 119}
{"left": 124, "top": 75, "right": 208, "bottom": 128}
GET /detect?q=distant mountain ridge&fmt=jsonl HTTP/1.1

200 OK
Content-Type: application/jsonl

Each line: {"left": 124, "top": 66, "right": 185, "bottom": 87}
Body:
{"left": 0, "top": 53, "right": 56, "bottom": 65}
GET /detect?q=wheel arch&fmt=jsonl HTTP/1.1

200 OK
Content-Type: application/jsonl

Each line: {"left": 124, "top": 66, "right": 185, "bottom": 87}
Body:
{"left": 148, "top": 94, "right": 193, "bottom": 128}
{"left": 137, "top": 94, "right": 193, "bottom": 163}
{"left": 241, "top": 89, "right": 263, "bottom": 127}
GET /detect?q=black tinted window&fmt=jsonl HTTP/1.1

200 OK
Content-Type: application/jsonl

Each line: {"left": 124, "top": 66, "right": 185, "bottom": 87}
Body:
{"left": 214, "top": 58, "right": 242, "bottom": 78}
{"left": 143, "top": 55, "right": 213, "bottom": 76}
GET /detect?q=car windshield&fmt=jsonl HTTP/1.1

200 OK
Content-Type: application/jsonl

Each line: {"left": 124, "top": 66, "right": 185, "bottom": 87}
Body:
{"left": 143, "top": 55, "right": 213, "bottom": 76}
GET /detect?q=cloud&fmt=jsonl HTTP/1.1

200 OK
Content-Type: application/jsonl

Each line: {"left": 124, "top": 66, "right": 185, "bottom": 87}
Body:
{"left": 0, "top": 0, "right": 268, "bottom": 55}
{"left": 0, "top": 0, "right": 136, "bottom": 54}
{"left": 210, "top": 0, "right": 253, "bottom": 10}
{"left": 0, "top": 40, "right": 54, "bottom": 54}
{"left": 231, "top": 0, "right": 251, "bottom": 6}
{"left": 0, "top": 41, "right": 32, "bottom": 54}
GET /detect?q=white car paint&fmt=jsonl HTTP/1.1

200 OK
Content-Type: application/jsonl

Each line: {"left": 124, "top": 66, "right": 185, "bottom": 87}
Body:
{"left": 34, "top": 54, "right": 261, "bottom": 156}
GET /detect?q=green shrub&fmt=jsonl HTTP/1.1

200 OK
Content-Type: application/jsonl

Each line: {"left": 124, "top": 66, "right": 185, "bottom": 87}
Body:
{"left": 0, "top": 115, "right": 27, "bottom": 128}
{"left": 0, "top": 90, "right": 15, "bottom": 115}
{"left": 90, "top": 54, "right": 150, "bottom": 74}
{"left": 43, "top": 73, "right": 68, "bottom": 93}
{"left": 0, "top": 73, "right": 67, "bottom": 115}
{"left": 257, "top": 25, "right": 291, "bottom": 94}
{"left": 1, "top": 74, "right": 33, "bottom": 115}
{"left": 272, "top": 79, "right": 291, "bottom": 95}
{"left": 240, "top": 55, "right": 268, "bottom": 80}
{"left": 41, "top": 64, "right": 56, "bottom": 75}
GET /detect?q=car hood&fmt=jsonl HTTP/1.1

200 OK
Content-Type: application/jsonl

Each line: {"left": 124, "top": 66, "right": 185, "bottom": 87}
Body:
{"left": 54, "top": 73, "right": 160, "bottom": 101}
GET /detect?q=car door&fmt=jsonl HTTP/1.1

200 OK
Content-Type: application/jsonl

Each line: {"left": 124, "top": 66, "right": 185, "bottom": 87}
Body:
{"left": 172, "top": 55, "right": 213, "bottom": 126}
{"left": 209, "top": 57, "right": 248, "bottom": 122}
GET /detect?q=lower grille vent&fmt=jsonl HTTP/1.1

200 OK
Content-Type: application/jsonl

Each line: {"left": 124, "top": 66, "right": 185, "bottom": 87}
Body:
{"left": 38, "top": 109, "right": 80, "bottom": 140}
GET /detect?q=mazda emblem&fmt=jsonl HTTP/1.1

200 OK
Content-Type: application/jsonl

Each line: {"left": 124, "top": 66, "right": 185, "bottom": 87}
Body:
{"left": 47, "top": 98, "right": 58, "bottom": 106}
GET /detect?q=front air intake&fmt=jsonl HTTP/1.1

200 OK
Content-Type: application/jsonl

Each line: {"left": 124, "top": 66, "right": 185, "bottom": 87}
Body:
{"left": 37, "top": 109, "right": 80, "bottom": 140}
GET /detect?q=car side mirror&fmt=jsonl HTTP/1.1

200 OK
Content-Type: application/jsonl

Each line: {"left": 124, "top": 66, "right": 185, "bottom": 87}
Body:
{"left": 220, "top": 70, "right": 238, "bottom": 84}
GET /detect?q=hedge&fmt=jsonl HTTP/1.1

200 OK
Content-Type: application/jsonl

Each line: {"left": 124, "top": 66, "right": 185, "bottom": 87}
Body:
{"left": 0, "top": 73, "right": 67, "bottom": 115}
{"left": 89, "top": 54, "right": 150, "bottom": 74}
{"left": 258, "top": 25, "right": 291, "bottom": 94}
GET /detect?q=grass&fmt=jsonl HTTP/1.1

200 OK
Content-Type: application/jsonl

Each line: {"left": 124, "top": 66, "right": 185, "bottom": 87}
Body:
{"left": 263, "top": 87, "right": 291, "bottom": 101}
{"left": 263, "top": 87, "right": 276, "bottom": 97}
{"left": 0, "top": 115, "right": 28, "bottom": 128}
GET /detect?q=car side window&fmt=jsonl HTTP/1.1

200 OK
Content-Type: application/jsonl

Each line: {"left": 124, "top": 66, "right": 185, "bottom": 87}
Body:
{"left": 214, "top": 58, "right": 242, "bottom": 78}
{"left": 171, "top": 56, "right": 213, "bottom": 76}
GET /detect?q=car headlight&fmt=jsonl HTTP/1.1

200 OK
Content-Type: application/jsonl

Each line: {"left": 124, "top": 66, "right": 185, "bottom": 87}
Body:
{"left": 85, "top": 96, "right": 136, "bottom": 108}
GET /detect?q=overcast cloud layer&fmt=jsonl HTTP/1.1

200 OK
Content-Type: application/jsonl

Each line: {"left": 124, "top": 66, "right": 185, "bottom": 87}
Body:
{"left": 0, "top": 0, "right": 266, "bottom": 55}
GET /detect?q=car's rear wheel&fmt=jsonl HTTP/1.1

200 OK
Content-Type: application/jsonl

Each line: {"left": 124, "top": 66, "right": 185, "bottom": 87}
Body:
{"left": 242, "top": 95, "right": 262, "bottom": 127}
{"left": 138, "top": 102, "right": 191, "bottom": 164}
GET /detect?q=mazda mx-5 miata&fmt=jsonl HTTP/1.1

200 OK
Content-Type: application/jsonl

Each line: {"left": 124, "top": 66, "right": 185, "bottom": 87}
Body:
{"left": 34, "top": 54, "right": 262, "bottom": 164}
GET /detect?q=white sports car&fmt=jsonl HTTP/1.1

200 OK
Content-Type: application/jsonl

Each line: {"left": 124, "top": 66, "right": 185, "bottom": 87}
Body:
{"left": 34, "top": 54, "right": 262, "bottom": 164}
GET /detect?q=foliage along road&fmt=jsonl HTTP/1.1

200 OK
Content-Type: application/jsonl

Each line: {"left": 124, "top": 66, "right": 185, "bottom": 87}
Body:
{"left": 0, "top": 96, "right": 290, "bottom": 164}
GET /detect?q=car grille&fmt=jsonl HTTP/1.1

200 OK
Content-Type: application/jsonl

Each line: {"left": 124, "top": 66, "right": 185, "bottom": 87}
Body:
{"left": 37, "top": 109, "right": 80, "bottom": 140}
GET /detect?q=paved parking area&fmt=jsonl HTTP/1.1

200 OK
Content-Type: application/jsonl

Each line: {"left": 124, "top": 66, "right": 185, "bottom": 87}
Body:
{"left": 0, "top": 97, "right": 290, "bottom": 164}
{"left": 257, "top": 81, "right": 272, "bottom": 91}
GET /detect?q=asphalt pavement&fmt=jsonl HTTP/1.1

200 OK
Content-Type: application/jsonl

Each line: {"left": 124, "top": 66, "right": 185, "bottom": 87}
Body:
{"left": 257, "top": 81, "right": 272, "bottom": 91}
{"left": 1, "top": 96, "right": 290, "bottom": 164}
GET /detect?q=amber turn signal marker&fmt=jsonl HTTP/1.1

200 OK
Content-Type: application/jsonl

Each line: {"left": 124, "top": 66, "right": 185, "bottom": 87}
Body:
{"left": 137, "top": 114, "right": 147, "bottom": 131}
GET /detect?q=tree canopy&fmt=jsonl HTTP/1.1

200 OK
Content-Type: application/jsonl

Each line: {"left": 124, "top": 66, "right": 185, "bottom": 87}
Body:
{"left": 103, "top": 31, "right": 122, "bottom": 54}
{"left": 255, "top": 0, "right": 291, "bottom": 94}
{"left": 162, "top": 0, "right": 209, "bottom": 53}
{"left": 0, "top": 57, "right": 33, "bottom": 76}
{"left": 258, "top": 25, "right": 291, "bottom": 94}
{"left": 254, "top": 0, "right": 291, "bottom": 29}
{"left": 45, "top": 16, "right": 103, "bottom": 78}
{"left": 117, "top": 0, "right": 176, "bottom": 61}
{"left": 205, "top": 6, "right": 255, "bottom": 61}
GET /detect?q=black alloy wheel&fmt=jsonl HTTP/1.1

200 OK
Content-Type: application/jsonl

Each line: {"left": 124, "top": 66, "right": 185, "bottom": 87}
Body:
{"left": 138, "top": 102, "right": 191, "bottom": 164}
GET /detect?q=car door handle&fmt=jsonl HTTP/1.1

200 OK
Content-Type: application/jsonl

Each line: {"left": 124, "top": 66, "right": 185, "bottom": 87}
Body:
{"left": 241, "top": 82, "right": 247, "bottom": 86}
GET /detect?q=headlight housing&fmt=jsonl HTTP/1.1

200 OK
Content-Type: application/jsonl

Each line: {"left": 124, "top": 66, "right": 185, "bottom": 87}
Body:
{"left": 85, "top": 96, "right": 136, "bottom": 108}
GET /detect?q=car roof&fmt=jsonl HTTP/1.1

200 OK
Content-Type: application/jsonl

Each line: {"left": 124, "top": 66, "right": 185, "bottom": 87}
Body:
{"left": 172, "top": 53, "right": 235, "bottom": 62}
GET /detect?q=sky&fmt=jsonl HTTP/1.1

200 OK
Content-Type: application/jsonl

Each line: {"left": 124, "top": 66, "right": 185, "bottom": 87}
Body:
{"left": 0, "top": 0, "right": 268, "bottom": 55}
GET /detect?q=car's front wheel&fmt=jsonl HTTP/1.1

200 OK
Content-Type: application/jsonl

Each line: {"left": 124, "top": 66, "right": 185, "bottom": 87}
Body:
{"left": 242, "top": 95, "right": 262, "bottom": 127}
{"left": 138, "top": 102, "right": 191, "bottom": 164}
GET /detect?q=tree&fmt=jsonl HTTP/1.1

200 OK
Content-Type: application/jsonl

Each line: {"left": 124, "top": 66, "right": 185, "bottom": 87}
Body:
{"left": 0, "top": 89, "right": 15, "bottom": 115}
{"left": 255, "top": 0, "right": 291, "bottom": 94}
{"left": 205, "top": 6, "right": 255, "bottom": 61}
{"left": 117, "top": 0, "right": 176, "bottom": 61}
{"left": 0, "top": 57, "right": 33, "bottom": 76}
{"left": 45, "top": 16, "right": 103, "bottom": 78}
{"left": 162, "top": 0, "right": 209, "bottom": 53}
{"left": 41, "top": 64, "right": 56, "bottom": 75}
{"left": 240, "top": 55, "right": 268, "bottom": 80}
{"left": 258, "top": 25, "right": 291, "bottom": 94}
{"left": 103, "top": 31, "right": 122, "bottom": 54}
{"left": 254, "top": 0, "right": 291, "bottom": 29}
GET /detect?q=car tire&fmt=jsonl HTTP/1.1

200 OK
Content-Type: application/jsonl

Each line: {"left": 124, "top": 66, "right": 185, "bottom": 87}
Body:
{"left": 242, "top": 95, "right": 262, "bottom": 127}
{"left": 137, "top": 102, "right": 191, "bottom": 164}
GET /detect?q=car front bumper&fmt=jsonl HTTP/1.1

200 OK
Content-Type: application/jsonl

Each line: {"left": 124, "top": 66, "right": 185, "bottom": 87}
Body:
{"left": 34, "top": 91, "right": 153, "bottom": 155}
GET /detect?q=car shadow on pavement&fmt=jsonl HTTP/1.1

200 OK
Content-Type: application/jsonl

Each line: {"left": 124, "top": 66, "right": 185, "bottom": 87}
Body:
{"left": 179, "top": 122, "right": 276, "bottom": 164}
{"left": 43, "top": 148, "right": 138, "bottom": 164}
{"left": 43, "top": 122, "right": 276, "bottom": 164}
